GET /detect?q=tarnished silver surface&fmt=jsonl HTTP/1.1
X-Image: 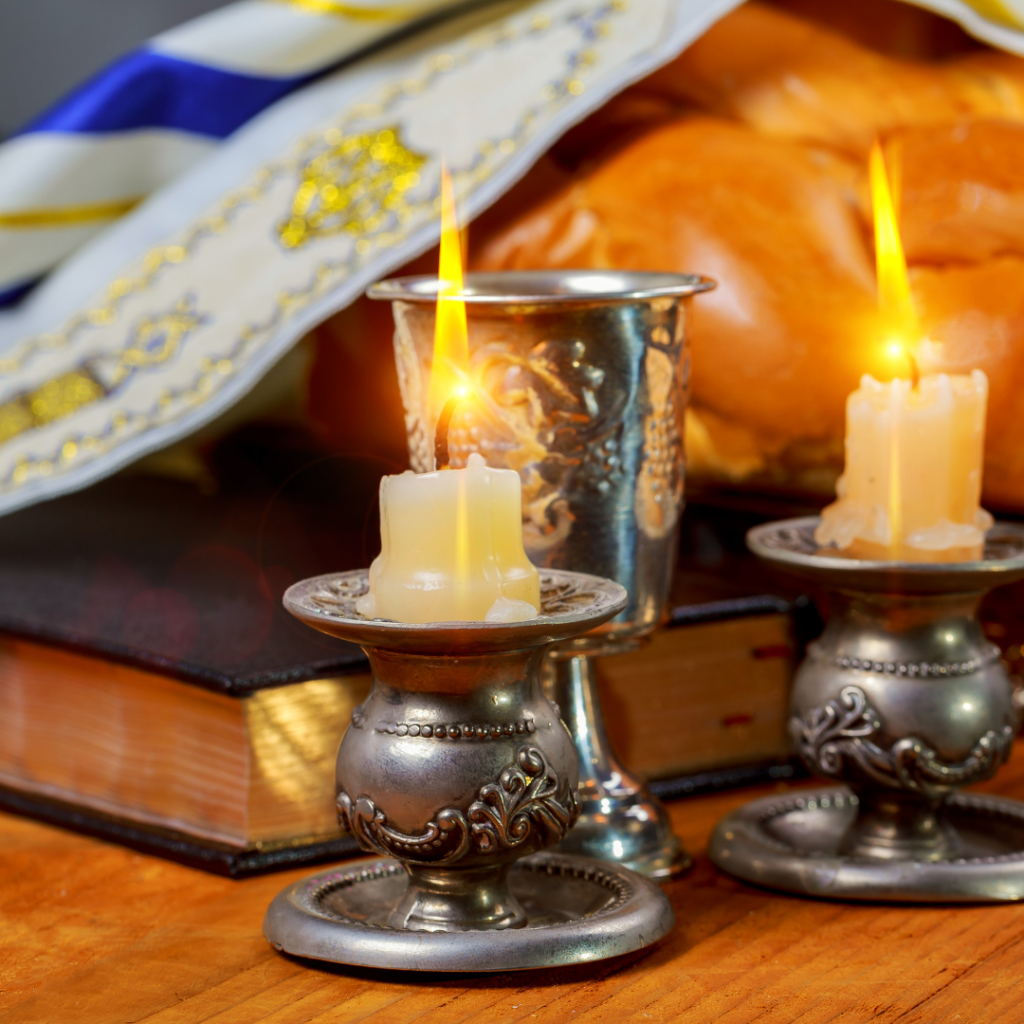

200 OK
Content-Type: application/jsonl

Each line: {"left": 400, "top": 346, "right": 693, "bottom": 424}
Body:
{"left": 710, "top": 788, "right": 1024, "bottom": 902}
{"left": 275, "top": 567, "right": 676, "bottom": 958}
{"left": 710, "top": 517, "right": 1024, "bottom": 901}
{"left": 263, "top": 851, "right": 676, "bottom": 972}
{"left": 747, "top": 517, "right": 1024, "bottom": 594}
{"left": 370, "top": 270, "right": 715, "bottom": 878}
{"left": 283, "top": 567, "right": 627, "bottom": 653}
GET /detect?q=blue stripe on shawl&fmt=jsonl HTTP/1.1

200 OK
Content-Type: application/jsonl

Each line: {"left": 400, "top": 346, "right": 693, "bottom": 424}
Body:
{"left": 0, "top": 278, "right": 39, "bottom": 309}
{"left": 17, "top": 49, "right": 311, "bottom": 139}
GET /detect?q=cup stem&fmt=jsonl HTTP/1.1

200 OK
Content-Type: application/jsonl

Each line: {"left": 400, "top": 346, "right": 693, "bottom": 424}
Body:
{"left": 546, "top": 653, "right": 689, "bottom": 879}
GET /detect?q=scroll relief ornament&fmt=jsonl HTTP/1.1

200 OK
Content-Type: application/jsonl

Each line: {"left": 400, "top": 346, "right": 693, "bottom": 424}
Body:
{"left": 336, "top": 745, "right": 579, "bottom": 865}
{"left": 791, "top": 684, "right": 1015, "bottom": 799}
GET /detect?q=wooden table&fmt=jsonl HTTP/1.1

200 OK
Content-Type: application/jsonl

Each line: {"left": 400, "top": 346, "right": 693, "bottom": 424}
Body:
{"left": 6, "top": 756, "right": 1024, "bottom": 1024}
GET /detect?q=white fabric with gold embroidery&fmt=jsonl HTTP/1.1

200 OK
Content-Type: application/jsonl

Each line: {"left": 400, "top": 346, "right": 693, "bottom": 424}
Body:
{"left": 0, "top": 0, "right": 467, "bottom": 301}
{"left": 0, "top": 0, "right": 1021, "bottom": 517}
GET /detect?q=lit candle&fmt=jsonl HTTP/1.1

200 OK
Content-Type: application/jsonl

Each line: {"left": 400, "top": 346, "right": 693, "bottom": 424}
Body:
{"left": 356, "top": 453, "right": 540, "bottom": 623}
{"left": 816, "top": 142, "right": 992, "bottom": 562}
{"left": 356, "top": 164, "right": 539, "bottom": 623}
{"left": 816, "top": 370, "right": 991, "bottom": 561}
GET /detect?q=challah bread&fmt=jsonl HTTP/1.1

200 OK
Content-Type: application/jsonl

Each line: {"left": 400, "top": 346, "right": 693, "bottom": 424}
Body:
{"left": 470, "top": 1, "right": 1024, "bottom": 507}
{"left": 474, "top": 116, "right": 880, "bottom": 491}
{"left": 888, "top": 120, "right": 1024, "bottom": 263}
{"left": 641, "top": 3, "right": 1024, "bottom": 157}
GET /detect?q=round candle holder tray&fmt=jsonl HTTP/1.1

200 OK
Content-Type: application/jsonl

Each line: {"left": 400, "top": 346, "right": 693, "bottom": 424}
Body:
{"left": 265, "top": 851, "right": 674, "bottom": 972}
{"left": 712, "top": 787, "right": 1024, "bottom": 902}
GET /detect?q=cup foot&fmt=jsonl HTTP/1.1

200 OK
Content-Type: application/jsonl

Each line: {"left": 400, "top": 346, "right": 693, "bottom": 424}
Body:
{"left": 710, "top": 787, "right": 1024, "bottom": 902}
{"left": 547, "top": 652, "right": 688, "bottom": 880}
{"left": 627, "top": 845, "right": 693, "bottom": 881}
{"left": 555, "top": 787, "right": 692, "bottom": 880}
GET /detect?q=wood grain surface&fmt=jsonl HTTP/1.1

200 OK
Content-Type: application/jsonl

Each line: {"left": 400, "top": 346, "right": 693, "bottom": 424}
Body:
{"left": 5, "top": 750, "right": 1024, "bottom": 1023}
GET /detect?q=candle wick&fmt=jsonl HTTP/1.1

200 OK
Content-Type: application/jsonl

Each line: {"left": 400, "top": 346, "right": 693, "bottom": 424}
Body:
{"left": 907, "top": 350, "right": 920, "bottom": 390}
{"left": 434, "top": 393, "right": 465, "bottom": 470}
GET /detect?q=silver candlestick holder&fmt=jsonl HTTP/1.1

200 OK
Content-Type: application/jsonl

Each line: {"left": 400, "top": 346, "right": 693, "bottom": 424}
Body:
{"left": 262, "top": 568, "right": 675, "bottom": 972}
{"left": 710, "top": 517, "right": 1024, "bottom": 902}
{"left": 369, "top": 269, "right": 714, "bottom": 879}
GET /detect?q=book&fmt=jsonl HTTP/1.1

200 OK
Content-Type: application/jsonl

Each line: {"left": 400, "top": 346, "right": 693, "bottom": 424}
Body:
{"left": 0, "top": 425, "right": 377, "bottom": 874}
{"left": 0, "top": 424, "right": 826, "bottom": 875}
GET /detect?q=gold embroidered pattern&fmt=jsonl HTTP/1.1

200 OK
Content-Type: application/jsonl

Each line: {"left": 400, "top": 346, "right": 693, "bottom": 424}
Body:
{"left": 278, "top": 127, "right": 426, "bottom": 249}
{"left": 0, "top": 371, "right": 105, "bottom": 445}
{"left": 0, "top": 0, "right": 629, "bottom": 493}
{"left": 962, "top": 0, "right": 1023, "bottom": 28}
{"left": 0, "top": 183, "right": 282, "bottom": 378}
{"left": 103, "top": 295, "right": 204, "bottom": 387}
{"left": 0, "top": 296, "right": 204, "bottom": 448}
{"left": 272, "top": 0, "right": 419, "bottom": 19}
{"left": 0, "top": 197, "right": 142, "bottom": 230}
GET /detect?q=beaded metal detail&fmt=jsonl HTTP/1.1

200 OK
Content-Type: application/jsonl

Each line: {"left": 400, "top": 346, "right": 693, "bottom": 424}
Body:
{"left": 813, "top": 644, "right": 1002, "bottom": 678}
{"left": 374, "top": 717, "right": 538, "bottom": 739}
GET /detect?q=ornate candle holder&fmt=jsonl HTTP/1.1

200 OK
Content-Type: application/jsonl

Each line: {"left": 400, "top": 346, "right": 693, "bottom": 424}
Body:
{"left": 369, "top": 270, "right": 714, "bottom": 879}
{"left": 262, "top": 568, "right": 675, "bottom": 971}
{"left": 710, "top": 517, "right": 1024, "bottom": 902}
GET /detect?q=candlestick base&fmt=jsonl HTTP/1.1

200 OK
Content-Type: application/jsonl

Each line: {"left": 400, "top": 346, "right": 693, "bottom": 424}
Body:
{"left": 710, "top": 787, "right": 1024, "bottom": 902}
{"left": 710, "top": 517, "right": 1024, "bottom": 903}
{"left": 263, "top": 852, "right": 675, "bottom": 972}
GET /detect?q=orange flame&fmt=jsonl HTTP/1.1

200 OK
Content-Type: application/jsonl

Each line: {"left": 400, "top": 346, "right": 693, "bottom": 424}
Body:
{"left": 871, "top": 141, "right": 914, "bottom": 557}
{"left": 429, "top": 164, "right": 469, "bottom": 421}
{"left": 870, "top": 140, "right": 918, "bottom": 349}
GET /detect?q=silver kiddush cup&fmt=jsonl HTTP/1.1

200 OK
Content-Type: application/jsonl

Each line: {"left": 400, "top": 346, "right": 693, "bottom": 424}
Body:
{"left": 368, "top": 270, "right": 715, "bottom": 879}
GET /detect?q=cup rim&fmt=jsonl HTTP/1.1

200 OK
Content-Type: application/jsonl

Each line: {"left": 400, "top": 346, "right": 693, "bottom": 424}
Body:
{"left": 367, "top": 270, "right": 715, "bottom": 305}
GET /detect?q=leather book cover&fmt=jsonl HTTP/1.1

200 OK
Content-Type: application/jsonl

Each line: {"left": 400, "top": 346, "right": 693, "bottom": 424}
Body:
{"left": 0, "top": 425, "right": 391, "bottom": 695}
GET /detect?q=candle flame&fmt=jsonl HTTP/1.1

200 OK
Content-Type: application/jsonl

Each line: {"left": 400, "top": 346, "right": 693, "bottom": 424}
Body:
{"left": 429, "top": 168, "right": 472, "bottom": 603}
{"left": 871, "top": 144, "right": 914, "bottom": 556}
{"left": 871, "top": 140, "right": 918, "bottom": 348}
{"left": 429, "top": 163, "right": 469, "bottom": 421}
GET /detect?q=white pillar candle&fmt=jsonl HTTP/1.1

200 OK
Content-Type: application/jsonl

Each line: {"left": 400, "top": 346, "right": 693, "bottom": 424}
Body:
{"left": 356, "top": 453, "right": 540, "bottom": 623}
{"left": 816, "top": 370, "right": 992, "bottom": 562}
